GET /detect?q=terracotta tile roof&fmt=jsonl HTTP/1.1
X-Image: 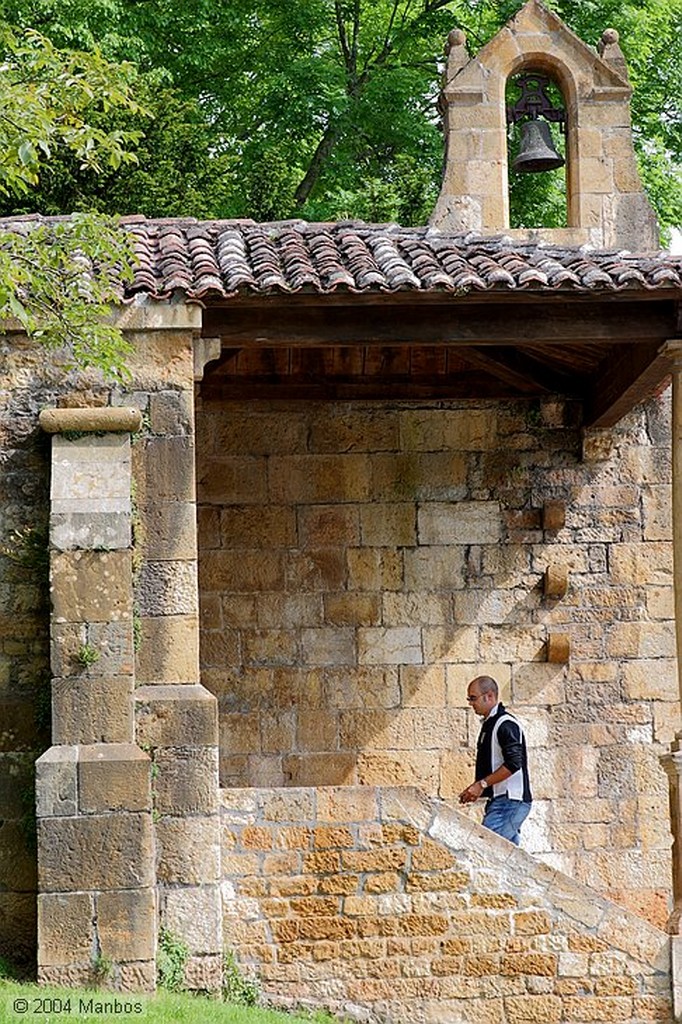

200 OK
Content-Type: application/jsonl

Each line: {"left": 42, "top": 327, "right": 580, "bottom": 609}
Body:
{"left": 2, "top": 214, "right": 681, "bottom": 299}
{"left": 122, "top": 217, "right": 682, "bottom": 300}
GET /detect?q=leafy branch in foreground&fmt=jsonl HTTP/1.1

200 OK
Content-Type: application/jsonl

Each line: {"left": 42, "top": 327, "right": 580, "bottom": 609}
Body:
{"left": 0, "top": 213, "right": 135, "bottom": 380}
{"left": 0, "top": 24, "right": 145, "bottom": 196}
{"left": 0, "top": 23, "right": 147, "bottom": 377}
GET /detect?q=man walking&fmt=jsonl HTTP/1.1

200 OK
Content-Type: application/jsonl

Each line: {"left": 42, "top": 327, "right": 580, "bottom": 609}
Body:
{"left": 458, "top": 675, "right": 532, "bottom": 846}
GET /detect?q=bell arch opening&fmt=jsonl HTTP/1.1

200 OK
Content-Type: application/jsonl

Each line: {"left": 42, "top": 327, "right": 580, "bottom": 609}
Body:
{"left": 505, "top": 69, "right": 568, "bottom": 230}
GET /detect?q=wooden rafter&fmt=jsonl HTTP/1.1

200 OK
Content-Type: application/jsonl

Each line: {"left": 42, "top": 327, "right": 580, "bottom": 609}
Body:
{"left": 457, "top": 346, "right": 579, "bottom": 395}
{"left": 585, "top": 341, "right": 673, "bottom": 427}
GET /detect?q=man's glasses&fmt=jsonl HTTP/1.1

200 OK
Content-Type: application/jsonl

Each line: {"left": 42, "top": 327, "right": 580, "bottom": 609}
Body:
{"left": 466, "top": 694, "right": 481, "bottom": 702}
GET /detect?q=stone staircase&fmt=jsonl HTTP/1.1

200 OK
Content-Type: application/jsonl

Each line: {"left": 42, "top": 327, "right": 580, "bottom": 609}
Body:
{"left": 220, "top": 784, "right": 672, "bottom": 1023}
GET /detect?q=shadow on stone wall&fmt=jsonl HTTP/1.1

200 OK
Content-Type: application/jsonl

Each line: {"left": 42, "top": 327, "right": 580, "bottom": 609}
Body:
{"left": 196, "top": 393, "right": 676, "bottom": 930}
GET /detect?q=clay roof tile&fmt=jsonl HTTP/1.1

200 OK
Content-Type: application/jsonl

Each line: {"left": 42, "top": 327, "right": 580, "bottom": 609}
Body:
{"left": 1, "top": 215, "right": 680, "bottom": 299}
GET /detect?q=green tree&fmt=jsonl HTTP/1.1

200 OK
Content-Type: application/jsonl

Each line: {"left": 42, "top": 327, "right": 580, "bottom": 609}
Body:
{"left": 0, "top": 78, "right": 238, "bottom": 220}
{"left": 0, "top": 21, "right": 146, "bottom": 375}
{"left": 106, "top": 0, "right": 682, "bottom": 233}
{"left": 2, "top": 0, "right": 680, "bottom": 236}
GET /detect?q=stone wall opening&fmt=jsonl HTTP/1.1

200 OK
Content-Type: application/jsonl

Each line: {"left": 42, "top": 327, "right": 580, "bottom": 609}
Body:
{"left": 506, "top": 69, "right": 568, "bottom": 230}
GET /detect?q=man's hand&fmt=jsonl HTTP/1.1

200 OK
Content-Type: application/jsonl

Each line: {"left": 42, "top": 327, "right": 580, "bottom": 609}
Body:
{"left": 458, "top": 780, "right": 485, "bottom": 804}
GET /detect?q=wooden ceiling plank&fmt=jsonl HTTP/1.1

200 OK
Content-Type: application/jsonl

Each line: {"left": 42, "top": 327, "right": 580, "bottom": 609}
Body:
{"left": 410, "top": 347, "right": 448, "bottom": 376}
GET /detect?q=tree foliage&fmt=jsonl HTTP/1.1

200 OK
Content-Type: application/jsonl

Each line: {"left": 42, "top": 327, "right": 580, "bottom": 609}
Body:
{"left": 0, "top": 20, "right": 144, "bottom": 374}
{"left": 0, "top": 22, "right": 142, "bottom": 194}
{"left": 0, "top": 213, "right": 134, "bottom": 376}
{"left": 1, "top": 0, "right": 679, "bottom": 237}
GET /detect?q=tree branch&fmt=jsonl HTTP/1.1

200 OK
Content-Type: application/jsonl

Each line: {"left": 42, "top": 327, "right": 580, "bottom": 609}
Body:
{"left": 335, "top": 0, "right": 352, "bottom": 69}
{"left": 294, "top": 0, "right": 457, "bottom": 207}
{"left": 293, "top": 122, "right": 339, "bottom": 207}
{"left": 350, "top": 0, "right": 360, "bottom": 79}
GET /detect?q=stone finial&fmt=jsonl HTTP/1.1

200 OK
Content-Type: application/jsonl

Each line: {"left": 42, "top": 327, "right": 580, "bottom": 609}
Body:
{"left": 598, "top": 28, "right": 630, "bottom": 82}
{"left": 446, "top": 28, "right": 467, "bottom": 51}
{"left": 444, "top": 28, "right": 468, "bottom": 80}
{"left": 439, "top": 29, "right": 468, "bottom": 119}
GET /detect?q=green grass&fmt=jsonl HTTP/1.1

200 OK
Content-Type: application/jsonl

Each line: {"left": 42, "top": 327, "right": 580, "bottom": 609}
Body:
{"left": 0, "top": 979, "right": 335, "bottom": 1024}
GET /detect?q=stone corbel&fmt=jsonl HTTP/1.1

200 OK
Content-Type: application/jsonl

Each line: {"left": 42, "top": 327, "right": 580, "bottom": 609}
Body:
{"left": 194, "top": 336, "right": 221, "bottom": 382}
{"left": 542, "top": 501, "right": 566, "bottom": 532}
{"left": 544, "top": 565, "right": 569, "bottom": 598}
{"left": 546, "top": 634, "right": 570, "bottom": 663}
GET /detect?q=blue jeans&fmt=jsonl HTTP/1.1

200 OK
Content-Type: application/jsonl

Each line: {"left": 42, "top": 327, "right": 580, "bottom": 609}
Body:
{"left": 482, "top": 796, "right": 531, "bottom": 846}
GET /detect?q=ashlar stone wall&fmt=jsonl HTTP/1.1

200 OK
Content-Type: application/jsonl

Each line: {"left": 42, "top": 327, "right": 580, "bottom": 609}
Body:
{"left": 197, "top": 392, "right": 677, "bottom": 929}
{"left": 220, "top": 784, "right": 671, "bottom": 1024}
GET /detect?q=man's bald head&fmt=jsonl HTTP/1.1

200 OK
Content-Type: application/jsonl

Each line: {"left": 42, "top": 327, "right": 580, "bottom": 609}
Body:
{"left": 470, "top": 676, "right": 498, "bottom": 698}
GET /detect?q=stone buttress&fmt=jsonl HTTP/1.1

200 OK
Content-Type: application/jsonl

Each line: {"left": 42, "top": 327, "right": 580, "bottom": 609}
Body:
{"left": 34, "top": 304, "right": 223, "bottom": 991}
{"left": 36, "top": 405, "right": 156, "bottom": 990}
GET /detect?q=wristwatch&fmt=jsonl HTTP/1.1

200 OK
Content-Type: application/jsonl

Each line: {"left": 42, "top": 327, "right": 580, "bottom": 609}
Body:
{"left": 477, "top": 778, "right": 488, "bottom": 789}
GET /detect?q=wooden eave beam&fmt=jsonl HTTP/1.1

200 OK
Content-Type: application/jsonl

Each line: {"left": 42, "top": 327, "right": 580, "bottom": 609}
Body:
{"left": 202, "top": 299, "right": 677, "bottom": 348}
{"left": 201, "top": 287, "right": 681, "bottom": 310}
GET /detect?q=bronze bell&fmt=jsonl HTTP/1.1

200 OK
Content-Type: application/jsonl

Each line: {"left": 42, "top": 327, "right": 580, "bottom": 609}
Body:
{"left": 512, "top": 118, "right": 564, "bottom": 173}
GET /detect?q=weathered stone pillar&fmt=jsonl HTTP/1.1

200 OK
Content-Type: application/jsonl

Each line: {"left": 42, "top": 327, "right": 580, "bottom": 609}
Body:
{"left": 131, "top": 327, "right": 223, "bottom": 991}
{"left": 36, "top": 406, "right": 156, "bottom": 991}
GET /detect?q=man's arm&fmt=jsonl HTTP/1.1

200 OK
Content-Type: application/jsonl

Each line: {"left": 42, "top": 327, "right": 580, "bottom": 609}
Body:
{"left": 496, "top": 720, "right": 523, "bottom": 774}
{"left": 458, "top": 765, "right": 512, "bottom": 804}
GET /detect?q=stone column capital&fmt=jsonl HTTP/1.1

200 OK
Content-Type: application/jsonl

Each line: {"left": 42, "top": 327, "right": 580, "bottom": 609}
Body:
{"left": 39, "top": 406, "right": 142, "bottom": 434}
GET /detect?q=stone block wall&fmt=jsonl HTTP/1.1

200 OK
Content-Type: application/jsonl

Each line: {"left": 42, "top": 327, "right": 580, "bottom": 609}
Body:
{"left": 0, "top": 332, "right": 60, "bottom": 965}
{"left": 220, "top": 784, "right": 671, "bottom": 1024}
{"left": 197, "top": 393, "right": 677, "bottom": 928}
{"left": 126, "top": 326, "right": 223, "bottom": 990}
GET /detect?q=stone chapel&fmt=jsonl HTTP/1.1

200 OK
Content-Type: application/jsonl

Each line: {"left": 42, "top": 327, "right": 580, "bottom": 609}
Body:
{"left": 1, "top": 2, "right": 682, "bottom": 1021}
